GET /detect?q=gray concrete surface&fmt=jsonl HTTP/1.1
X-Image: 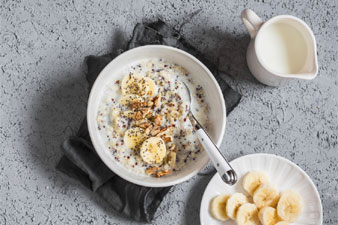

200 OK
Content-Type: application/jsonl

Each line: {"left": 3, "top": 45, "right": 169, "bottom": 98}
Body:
{"left": 1, "top": 0, "right": 337, "bottom": 224}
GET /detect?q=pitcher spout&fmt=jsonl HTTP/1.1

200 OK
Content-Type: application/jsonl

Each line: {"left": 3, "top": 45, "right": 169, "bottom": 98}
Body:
{"left": 293, "top": 50, "right": 318, "bottom": 80}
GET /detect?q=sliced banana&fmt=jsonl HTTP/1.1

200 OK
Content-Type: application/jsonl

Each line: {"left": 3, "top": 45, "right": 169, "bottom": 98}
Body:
{"left": 121, "top": 74, "right": 149, "bottom": 96}
{"left": 140, "top": 137, "right": 166, "bottom": 164}
{"left": 121, "top": 74, "right": 157, "bottom": 97}
{"left": 258, "top": 206, "right": 279, "bottom": 225}
{"left": 253, "top": 184, "right": 280, "bottom": 209}
{"left": 243, "top": 171, "right": 270, "bottom": 196}
{"left": 226, "top": 193, "right": 249, "bottom": 220}
{"left": 210, "top": 194, "right": 230, "bottom": 221}
{"left": 236, "top": 203, "right": 259, "bottom": 225}
{"left": 124, "top": 127, "right": 146, "bottom": 150}
{"left": 275, "top": 222, "right": 289, "bottom": 225}
{"left": 167, "top": 151, "right": 176, "bottom": 168}
{"left": 277, "top": 190, "right": 303, "bottom": 222}
{"left": 144, "top": 77, "right": 157, "bottom": 96}
{"left": 111, "top": 108, "right": 127, "bottom": 136}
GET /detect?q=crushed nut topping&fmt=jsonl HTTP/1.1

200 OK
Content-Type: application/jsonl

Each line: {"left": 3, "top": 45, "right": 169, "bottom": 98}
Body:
{"left": 155, "top": 169, "right": 172, "bottom": 178}
{"left": 154, "top": 115, "right": 161, "bottom": 126}
{"left": 160, "top": 135, "right": 172, "bottom": 143}
{"left": 153, "top": 96, "right": 160, "bottom": 107}
{"left": 145, "top": 166, "right": 159, "bottom": 175}
{"left": 138, "top": 122, "right": 152, "bottom": 129}
{"left": 150, "top": 125, "right": 161, "bottom": 136}
{"left": 134, "top": 111, "right": 143, "bottom": 120}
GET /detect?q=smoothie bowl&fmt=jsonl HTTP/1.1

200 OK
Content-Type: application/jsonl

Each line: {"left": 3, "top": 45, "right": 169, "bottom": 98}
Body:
{"left": 87, "top": 45, "right": 226, "bottom": 187}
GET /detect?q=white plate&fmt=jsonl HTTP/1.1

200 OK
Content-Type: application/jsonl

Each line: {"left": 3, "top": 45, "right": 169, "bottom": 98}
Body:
{"left": 200, "top": 153, "right": 322, "bottom": 225}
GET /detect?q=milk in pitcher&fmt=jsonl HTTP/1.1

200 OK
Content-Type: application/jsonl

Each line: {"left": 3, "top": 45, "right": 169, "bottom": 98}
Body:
{"left": 256, "top": 22, "right": 308, "bottom": 74}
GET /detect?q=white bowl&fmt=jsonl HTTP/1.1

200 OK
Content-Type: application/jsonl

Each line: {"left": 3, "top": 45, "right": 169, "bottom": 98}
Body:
{"left": 87, "top": 45, "right": 226, "bottom": 187}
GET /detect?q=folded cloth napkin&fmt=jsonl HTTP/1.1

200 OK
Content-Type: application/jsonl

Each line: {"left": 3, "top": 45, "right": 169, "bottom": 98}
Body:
{"left": 56, "top": 19, "right": 242, "bottom": 222}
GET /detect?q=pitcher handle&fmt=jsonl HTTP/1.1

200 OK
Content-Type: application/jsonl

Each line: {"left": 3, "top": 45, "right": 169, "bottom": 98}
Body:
{"left": 241, "top": 9, "right": 264, "bottom": 39}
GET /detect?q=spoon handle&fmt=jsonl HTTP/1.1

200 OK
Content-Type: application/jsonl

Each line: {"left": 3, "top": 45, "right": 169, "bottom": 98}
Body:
{"left": 195, "top": 128, "right": 237, "bottom": 185}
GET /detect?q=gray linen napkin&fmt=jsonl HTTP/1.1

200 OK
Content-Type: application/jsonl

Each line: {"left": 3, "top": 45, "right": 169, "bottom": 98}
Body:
{"left": 56, "top": 19, "right": 242, "bottom": 222}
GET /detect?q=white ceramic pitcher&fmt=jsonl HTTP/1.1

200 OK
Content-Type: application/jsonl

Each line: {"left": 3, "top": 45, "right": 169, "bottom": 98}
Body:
{"left": 241, "top": 9, "right": 318, "bottom": 86}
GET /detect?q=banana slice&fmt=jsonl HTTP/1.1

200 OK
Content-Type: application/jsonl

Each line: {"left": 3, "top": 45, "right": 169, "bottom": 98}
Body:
{"left": 140, "top": 137, "right": 166, "bottom": 164}
{"left": 124, "top": 127, "right": 146, "bottom": 150}
{"left": 144, "top": 77, "right": 157, "bottom": 96}
{"left": 258, "top": 207, "right": 279, "bottom": 225}
{"left": 210, "top": 194, "right": 231, "bottom": 221}
{"left": 253, "top": 184, "right": 280, "bottom": 209}
{"left": 226, "top": 193, "right": 249, "bottom": 220}
{"left": 275, "top": 222, "right": 289, "bottom": 225}
{"left": 121, "top": 74, "right": 149, "bottom": 96}
{"left": 120, "top": 94, "right": 144, "bottom": 106}
{"left": 236, "top": 203, "right": 259, "bottom": 225}
{"left": 277, "top": 190, "right": 303, "bottom": 222}
{"left": 167, "top": 151, "right": 176, "bottom": 168}
{"left": 243, "top": 171, "right": 270, "bottom": 196}
{"left": 112, "top": 108, "right": 127, "bottom": 136}
{"left": 121, "top": 74, "right": 157, "bottom": 97}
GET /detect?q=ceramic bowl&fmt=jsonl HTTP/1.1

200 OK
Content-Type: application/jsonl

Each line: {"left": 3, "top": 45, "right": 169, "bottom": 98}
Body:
{"left": 87, "top": 45, "right": 226, "bottom": 187}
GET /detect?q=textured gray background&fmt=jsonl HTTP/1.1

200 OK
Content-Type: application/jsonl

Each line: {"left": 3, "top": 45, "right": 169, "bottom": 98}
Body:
{"left": 1, "top": 0, "right": 337, "bottom": 224}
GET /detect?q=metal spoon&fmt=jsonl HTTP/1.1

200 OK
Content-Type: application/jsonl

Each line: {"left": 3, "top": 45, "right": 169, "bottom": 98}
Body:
{"left": 182, "top": 81, "right": 237, "bottom": 185}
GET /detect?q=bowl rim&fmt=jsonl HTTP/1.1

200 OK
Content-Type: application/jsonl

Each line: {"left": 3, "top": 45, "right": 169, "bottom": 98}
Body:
{"left": 87, "top": 45, "right": 226, "bottom": 187}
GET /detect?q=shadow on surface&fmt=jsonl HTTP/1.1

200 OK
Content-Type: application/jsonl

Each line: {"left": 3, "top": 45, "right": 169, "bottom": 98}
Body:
{"left": 189, "top": 28, "right": 262, "bottom": 89}
{"left": 27, "top": 64, "right": 131, "bottom": 221}
{"left": 184, "top": 174, "right": 215, "bottom": 225}
{"left": 27, "top": 73, "right": 86, "bottom": 179}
